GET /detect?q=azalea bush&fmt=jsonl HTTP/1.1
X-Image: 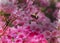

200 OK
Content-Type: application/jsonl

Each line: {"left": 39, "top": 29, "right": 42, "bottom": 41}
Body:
{"left": 0, "top": 0, "right": 60, "bottom": 43}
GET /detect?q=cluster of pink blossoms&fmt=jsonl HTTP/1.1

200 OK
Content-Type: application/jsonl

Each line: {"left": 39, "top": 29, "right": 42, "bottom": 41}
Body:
{"left": 0, "top": 0, "right": 60, "bottom": 43}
